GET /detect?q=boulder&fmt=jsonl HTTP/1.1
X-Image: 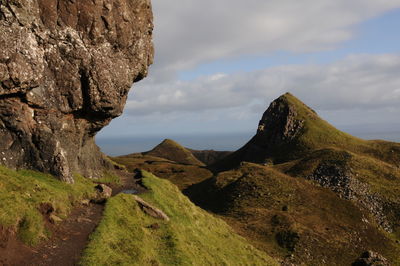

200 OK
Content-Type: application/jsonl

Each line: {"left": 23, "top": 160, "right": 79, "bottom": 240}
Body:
{"left": 94, "top": 184, "right": 112, "bottom": 203}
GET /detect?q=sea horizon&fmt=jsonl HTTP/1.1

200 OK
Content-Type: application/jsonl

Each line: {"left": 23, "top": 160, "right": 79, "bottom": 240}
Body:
{"left": 97, "top": 130, "right": 400, "bottom": 156}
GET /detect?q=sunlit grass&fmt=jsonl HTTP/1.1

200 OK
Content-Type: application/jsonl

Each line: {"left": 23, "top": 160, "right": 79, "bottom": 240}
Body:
{"left": 0, "top": 166, "right": 96, "bottom": 245}
{"left": 81, "top": 171, "right": 278, "bottom": 266}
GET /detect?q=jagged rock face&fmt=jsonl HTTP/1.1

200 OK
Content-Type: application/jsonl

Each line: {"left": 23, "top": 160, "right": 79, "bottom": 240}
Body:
{"left": 234, "top": 93, "right": 308, "bottom": 164}
{"left": 255, "top": 95, "right": 305, "bottom": 146}
{"left": 0, "top": 0, "right": 154, "bottom": 182}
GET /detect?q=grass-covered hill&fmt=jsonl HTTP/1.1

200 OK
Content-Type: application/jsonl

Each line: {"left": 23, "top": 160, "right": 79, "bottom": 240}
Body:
{"left": 143, "top": 139, "right": 205, "bottom": 166}
{"left": 81, "top": 170, "right": 278, "bottom": 265}
{"left": 187, "top": 93, "right": 400, "bottom": 265}
{"left": 188, "top": 162, "right": 400, "bottom": 265}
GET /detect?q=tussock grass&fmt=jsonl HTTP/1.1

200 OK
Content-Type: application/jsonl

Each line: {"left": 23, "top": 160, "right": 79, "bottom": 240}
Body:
{"left": 81, "top": 171, "right": 278, "bottom": 266}
{"left": 0, "top": 166, "right": 96, "bottom": 245}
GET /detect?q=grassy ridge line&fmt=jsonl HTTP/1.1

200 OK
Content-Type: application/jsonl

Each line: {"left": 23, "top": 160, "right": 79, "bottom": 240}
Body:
{"left": 81, "top": 171, "right": 278, "bottom": 266}
{"left": 283, "top": 93, "right": 400, "bottom": 165}
{"left": 0, "top": 166, "right": 96, "bottom": 245}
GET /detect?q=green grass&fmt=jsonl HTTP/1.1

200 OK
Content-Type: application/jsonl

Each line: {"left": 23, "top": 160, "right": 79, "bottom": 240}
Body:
{"left": 96, "top": 170, "right": 122, "bottom": 185}
{"left": 81, "top": 171, "right": 278, "bottom": 266}
{"left": 0, "top": 166, "right": 96, "bottom": 245}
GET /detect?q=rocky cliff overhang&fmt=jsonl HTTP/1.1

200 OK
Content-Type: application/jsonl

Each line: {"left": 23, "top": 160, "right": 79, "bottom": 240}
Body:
{"left": 0, "top": 0, "right": 154, "bottom": 182}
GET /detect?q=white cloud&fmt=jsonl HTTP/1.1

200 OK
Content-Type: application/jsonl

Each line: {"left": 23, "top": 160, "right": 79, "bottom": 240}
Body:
{"left": 99, "top": 1, "right": 400, "bottom": 145}
{"left": 127, "top": 54, "right": 400, "bottom": 119}
{"left": 151, "top": 0, "right": 400, "bottom": 76}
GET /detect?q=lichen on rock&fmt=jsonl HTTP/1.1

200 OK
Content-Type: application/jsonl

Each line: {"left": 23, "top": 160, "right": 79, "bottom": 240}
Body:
{"left": 0, "top": 0, "right": 154, "bottom": 182}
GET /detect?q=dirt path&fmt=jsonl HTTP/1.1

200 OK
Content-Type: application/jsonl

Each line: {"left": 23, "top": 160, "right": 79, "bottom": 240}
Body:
{"left": 11, "top": 203, "right": 104, "bottom": 266}
{"left": 1, "top": 170, "right": 141, "bottom": 266}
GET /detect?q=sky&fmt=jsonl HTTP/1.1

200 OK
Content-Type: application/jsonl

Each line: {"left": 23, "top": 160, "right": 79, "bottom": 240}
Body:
{"left": 97, "top": 0, "right": 400, "bottom": 155}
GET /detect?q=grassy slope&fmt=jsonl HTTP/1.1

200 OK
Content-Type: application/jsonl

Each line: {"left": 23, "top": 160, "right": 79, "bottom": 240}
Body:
{"left": 0, "top": 166, "right": 96, "bottom": 245}
{"left": 81, "top": 171, "right": 278, "bottom": 266}
{"left": 280, "top": 93, "right": 400, "bottom": 165}
{"left": 279, "top": 148, "right": 400, "bottom": 203}
{"left": 204, "top": 163, "right": 400, "bottom": 265}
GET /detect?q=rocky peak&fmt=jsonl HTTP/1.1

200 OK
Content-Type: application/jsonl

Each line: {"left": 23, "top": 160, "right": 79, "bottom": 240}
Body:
{"left": 211, "top": 93, "right": 353, "bottom": 170}
{"left": 0, "top": 0, "right": 154, "bottom": 182}
{"left": 255, "top": 93, "right": 310, "bottom": 146}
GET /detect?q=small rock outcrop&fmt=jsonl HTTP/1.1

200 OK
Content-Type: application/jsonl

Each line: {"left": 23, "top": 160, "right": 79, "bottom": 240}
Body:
{"left": 352, "top": 251, "right": 390, "bottom": 266}
{"left": 0, "top": 0, "right": 154, "bottom": 182}
{"left": 307, "top": 159, "right": 392, "bottom": 232}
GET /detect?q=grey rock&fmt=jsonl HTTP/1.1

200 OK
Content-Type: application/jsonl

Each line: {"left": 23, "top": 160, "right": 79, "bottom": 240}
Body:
{"left": 0, "top": 0, "right": 154, "bottom": 182}
{"left": 94, "top": 184, "right": 113, "bottom": 202}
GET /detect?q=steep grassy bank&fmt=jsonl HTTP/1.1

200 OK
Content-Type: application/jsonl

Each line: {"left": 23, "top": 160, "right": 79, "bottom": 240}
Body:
{"left": 0, "top": 166, "right": 96, "bottom": 245}
{"left": 81, "top": 171, "right": 278, "bottom": 265}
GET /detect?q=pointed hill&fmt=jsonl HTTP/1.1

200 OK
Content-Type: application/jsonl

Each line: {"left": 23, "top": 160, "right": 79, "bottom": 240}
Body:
{"left": 144, "top": 139, "right": 205, "bottom": 166}
{"left": 212, "top": 93, "right": 400, "bottom": 171}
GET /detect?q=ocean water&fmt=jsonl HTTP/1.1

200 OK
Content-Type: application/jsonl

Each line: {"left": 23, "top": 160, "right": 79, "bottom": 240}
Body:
{"left": 97, "top": 131, "right": 400, "bottom": 157}
{"left": 96, "top": 132, "right": 253, "bottom": 156}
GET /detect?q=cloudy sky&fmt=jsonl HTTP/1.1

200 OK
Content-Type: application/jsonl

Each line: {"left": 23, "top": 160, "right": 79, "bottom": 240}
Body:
{"left": 98, "top": 0, "right": 400, "bottom": 155}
